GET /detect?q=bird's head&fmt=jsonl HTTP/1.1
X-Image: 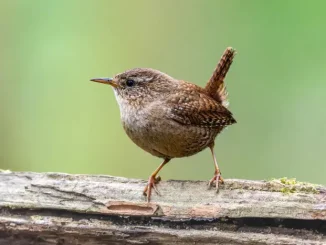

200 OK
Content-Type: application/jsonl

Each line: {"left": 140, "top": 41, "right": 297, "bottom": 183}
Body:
{"left": 91, "top": 68, "right": 178, "bottom": 105}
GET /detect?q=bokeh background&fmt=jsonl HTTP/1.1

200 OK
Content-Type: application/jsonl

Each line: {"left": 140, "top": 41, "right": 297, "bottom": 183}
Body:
{"left": 1, "top": 0, "right": 326, "bottom": 185}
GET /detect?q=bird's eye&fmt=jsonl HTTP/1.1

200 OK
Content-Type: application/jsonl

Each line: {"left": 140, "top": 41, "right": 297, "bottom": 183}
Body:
{"left": 126, "top": 79, "right": 135, "bottom": 87}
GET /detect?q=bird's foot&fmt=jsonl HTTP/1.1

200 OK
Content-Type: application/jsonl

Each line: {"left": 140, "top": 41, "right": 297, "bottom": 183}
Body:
{"left": 208, "top": 171, "right": 224, "bottom": 192}
{"left": 143, "top": 175, "right": 161, "bottom": 202}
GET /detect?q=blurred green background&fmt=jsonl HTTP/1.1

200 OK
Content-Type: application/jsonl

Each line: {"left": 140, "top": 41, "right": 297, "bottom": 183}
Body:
{"left": 1, "top": 0, "right": 325, "bottom": 185}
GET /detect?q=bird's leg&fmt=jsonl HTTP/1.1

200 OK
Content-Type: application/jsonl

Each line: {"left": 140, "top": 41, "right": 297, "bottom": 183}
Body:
{"left": 208, "top": 144, "right": 224, "bottom": 192}
{"left": 143, "top": 158, "right": 170, "bottom": 202}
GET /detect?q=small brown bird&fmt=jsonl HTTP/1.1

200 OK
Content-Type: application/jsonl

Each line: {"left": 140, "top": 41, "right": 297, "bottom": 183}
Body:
{"left": 91, "top": 47, "right": 236, "bottom": 202}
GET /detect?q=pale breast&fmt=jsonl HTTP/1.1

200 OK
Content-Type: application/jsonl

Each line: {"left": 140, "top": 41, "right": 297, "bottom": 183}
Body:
{"left": 119, "top": 101, "right": 220, "bottom": 159}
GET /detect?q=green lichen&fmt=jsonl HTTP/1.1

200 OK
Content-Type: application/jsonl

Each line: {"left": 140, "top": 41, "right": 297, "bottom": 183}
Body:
{"left": 270, "top": 177, "right": 320, "bottom": 194}
{"left": 280, "top": 177, "right": 297, "bottom": 185}
{"left": 280, "top": 186, "right": 296, "bottom": 194}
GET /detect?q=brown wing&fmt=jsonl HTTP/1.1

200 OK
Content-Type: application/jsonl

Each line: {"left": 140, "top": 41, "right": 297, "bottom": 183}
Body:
{"left": 166, "top": 92, "right": 236, "bottom": 128}
{"left": 204, "top": 47, "right": 236, "bottom": 108}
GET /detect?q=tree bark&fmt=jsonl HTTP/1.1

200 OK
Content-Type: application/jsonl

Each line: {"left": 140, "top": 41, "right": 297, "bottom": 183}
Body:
{"left": 0, "top": 171, "right": 325, "bottom": 244}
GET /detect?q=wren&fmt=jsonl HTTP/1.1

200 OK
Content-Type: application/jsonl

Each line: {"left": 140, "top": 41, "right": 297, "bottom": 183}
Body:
{"left": 91, "top": 47, "right": 237, "bottom": 202}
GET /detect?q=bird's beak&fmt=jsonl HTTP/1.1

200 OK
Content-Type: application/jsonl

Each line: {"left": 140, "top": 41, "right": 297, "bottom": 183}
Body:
{"left": 90, "top": 77, "right": 119, "bottom": 88}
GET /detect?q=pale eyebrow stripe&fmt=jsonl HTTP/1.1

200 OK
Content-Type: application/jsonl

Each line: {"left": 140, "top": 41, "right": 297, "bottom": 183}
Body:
{"left": 143, "top": 77, "right": 153, "bottom": 82}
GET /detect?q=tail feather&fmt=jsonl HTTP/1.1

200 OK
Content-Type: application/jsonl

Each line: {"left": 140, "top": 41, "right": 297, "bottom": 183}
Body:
{"left": 204, "top": 47, "right": 236, "bottom": 108}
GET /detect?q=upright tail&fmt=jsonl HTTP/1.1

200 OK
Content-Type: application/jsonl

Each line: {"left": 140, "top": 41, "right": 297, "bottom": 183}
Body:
{"left": 204, "top": 47, "right": 236, "bottom": 108}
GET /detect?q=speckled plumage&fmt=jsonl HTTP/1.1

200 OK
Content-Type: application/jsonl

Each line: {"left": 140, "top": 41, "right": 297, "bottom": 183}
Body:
{"left": 119, "top": 79, "right": 235, "bottom": 159}
{"left": 91, "top": 47, "right": 237, "bottom": 201}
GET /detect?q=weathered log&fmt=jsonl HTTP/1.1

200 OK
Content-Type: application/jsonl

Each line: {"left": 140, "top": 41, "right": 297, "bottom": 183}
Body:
{"left": 0, "top": 171, "right": 325, "bottom": 244}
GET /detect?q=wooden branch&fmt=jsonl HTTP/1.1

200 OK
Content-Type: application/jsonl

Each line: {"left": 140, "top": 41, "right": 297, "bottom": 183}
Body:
{"left": 0, "top": 171, "right": 325, "bottom": 244}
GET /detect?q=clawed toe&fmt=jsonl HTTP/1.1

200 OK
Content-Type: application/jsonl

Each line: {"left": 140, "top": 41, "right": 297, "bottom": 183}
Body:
{"left": 143, "top": 175, "right": 162, "bottom": 202}
{"left": 208, "top": 172, "right": 224, "bottom": 192}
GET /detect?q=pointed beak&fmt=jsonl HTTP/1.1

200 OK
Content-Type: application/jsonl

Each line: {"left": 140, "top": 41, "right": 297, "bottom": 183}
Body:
{"left": 90, "top": 77, "right": 119, "bottom": 88}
